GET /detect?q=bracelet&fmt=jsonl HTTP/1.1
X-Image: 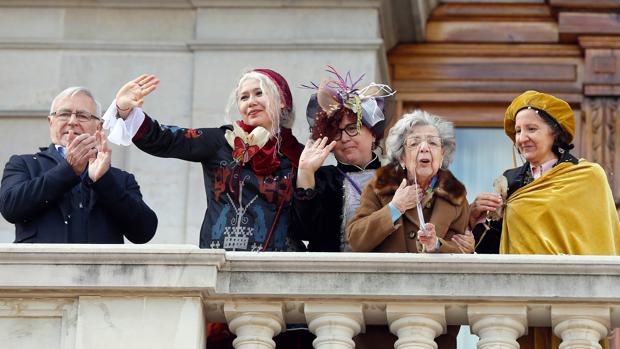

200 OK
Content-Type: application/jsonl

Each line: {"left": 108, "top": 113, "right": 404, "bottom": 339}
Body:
{"left": 116, "top": 103, "right": 130, "bottom": 112}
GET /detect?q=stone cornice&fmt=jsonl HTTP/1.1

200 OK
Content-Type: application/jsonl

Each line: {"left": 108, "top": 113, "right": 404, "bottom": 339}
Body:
{"left": 0, "top": 39, "right": 384, "bottom": 52}
{"left": 0, "top": 110, "right": 48, "bottom": 118}
{"left": 188, "top": 39, "right": 384, "bottom": 51}
{"left": 221, "top": 251, "right": 620, "bottom": 275}
{"left": 190, "top": 0, "right": 383, "bottom": 8}
{"left": 0, "top": 0, "right": 195, "bottom": 8}
{"left": 0, "top": 244, "right": 225, "bottom": 265}
{"left": 0, "top": 39, "right": 189, "bottom": 51}
{"left": 0, "top": 0, "right": 382, "bottom": 8}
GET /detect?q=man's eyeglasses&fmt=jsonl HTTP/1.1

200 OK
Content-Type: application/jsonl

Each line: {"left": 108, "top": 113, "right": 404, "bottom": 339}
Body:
{"left": 333, "top": 123, "right": 360, "bottom": 141}
{"left": 405, "top": 135, "right": 442, "bottom": 150}
{"left": 51, "top": 110, "right": 100, "bottom": 123}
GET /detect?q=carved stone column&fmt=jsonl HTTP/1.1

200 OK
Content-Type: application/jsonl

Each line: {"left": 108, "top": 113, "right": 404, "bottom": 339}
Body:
{"left": 468, "top": 305, "right": 527, "bottom": 349}
{"left": 304, "top": 302, "right": 363, "bottom": 349}
{"left": 224, "top": 302, "right": 284, "bottom": 349}
{"left": 386, "top": 303, "right": 446, "bottom": 349}
{"left": 552, "top": 306, "right": 610, "bottom": 349}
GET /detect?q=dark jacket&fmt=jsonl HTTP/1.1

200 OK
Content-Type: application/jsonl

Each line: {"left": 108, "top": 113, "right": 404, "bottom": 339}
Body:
{"left": 0, "top": 145, "right": 157, "bottom": 243}
{"left": 291, "top": 156, "right": 381, "bottom": 252}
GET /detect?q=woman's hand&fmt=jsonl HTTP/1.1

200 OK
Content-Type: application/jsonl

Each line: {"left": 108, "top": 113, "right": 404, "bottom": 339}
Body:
{"left": 115, "top": 74, "right": 160, "bottom": 119}
{"left": 390, "top": 179, "right": 423, "bottom": 213}
{"left": 469, "top": 192, "right": 502, "bottom": 228}
{"left": 418, "top": 222, "right": 438, "bottom": 252}
{"left": 452, "top": 228, "right": 475, "bottom": 253}
{"left": 297, "top": 137, "right": 336, "bottom": 189}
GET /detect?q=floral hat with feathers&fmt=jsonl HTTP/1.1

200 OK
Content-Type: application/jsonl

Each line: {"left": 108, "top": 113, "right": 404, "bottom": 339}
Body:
{"left": 303, "top": 65, "right": 396, "bottom": 142}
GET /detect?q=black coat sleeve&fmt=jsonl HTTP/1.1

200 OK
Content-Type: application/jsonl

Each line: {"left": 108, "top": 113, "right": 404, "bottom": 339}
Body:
{"left": 0, "top": 155, "right": 79, "bottom": 223}
{"left": 132, "top": 115, "right": 228, "bottom": 162}
{"left": 291, "top": 167, "right": 342, "bottom": 251}
{"left": 90, "top": 169, "right": 158, "bottom": 244}
{"left": 472, "top": 219, "right": 502, "bottom": 254}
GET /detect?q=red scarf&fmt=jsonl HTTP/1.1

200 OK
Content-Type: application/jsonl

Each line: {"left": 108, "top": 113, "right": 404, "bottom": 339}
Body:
{"left": 235, "top": 121, "right": 302, "bottom": 175}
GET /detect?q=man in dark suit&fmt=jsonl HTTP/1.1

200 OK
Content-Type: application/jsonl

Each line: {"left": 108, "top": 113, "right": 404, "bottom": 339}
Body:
{"left": 0, "top": 87, "right": 157, "bottom": 243}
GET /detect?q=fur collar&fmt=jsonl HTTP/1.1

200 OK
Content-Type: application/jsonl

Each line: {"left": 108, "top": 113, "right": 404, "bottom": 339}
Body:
{"left": 374, "top": 163, "right": 467, "bottom": 206}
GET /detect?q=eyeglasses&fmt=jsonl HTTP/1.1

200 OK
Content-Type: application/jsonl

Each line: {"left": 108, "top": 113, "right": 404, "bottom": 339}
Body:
{"left": 404, "top": 135, "right": 442, "bottom": 150}
{"left": 333, "top": 123, "right": 360, "bottom": 141}
{"left": 51, "top": 110, "right": 100, "bottom": 123}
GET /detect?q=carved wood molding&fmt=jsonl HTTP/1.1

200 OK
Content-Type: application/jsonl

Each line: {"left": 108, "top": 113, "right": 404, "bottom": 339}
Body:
{"left": 581, "top": 97, "right": 620, "bottom": 203}
{"left": 388, "top": 1, "right": 620, "bottom": 208}
{"left": 579, "top": 36, "right": 620, "bottom": 97}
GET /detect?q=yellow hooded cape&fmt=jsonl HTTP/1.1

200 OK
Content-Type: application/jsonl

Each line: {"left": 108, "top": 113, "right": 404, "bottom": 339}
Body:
{"left": 500, "top": 160, "right": 620, "bottom": 256}
{"left": 500, "top": 160, "right": 618, "bottom": 348}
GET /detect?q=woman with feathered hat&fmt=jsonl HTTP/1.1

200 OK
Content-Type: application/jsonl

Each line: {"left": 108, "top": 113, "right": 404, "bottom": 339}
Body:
{"left": 291, "top": 66, "right": 395, "bottom": 252}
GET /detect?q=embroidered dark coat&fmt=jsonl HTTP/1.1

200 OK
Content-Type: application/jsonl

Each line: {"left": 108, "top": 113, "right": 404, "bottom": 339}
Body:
{"left": 132, "top": 116, "right": 303, "bottom": 251}
{"left": 291, "top": 156, "right": 381, "bottom": 252}
{"left": 347, "top": 163, "right": 469, "bottom": 253}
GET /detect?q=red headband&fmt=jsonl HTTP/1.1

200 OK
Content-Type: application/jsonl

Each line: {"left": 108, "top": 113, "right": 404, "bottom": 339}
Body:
{"left": 253, "top": 68, "right": 292, "bottom": 112}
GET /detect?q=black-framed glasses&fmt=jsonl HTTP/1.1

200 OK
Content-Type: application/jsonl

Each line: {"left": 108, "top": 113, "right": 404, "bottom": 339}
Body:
{"left": 51, "top": 110, "right": 100, "bottom": 123}
{"left": 404, "top": 135, "right": 442, "bottom": 150}
{"left": 333, "top": 123, "right": 360, "bottom": 141}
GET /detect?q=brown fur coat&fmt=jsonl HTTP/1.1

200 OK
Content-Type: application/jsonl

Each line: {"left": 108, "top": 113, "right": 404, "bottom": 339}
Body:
{"left": 346, "top": 163, "right": 469, "bottom": 253}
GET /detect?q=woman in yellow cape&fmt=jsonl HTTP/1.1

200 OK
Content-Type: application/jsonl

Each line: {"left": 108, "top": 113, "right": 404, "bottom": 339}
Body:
{"left": 490, "top": 90, "right": 620, "bottom": 348}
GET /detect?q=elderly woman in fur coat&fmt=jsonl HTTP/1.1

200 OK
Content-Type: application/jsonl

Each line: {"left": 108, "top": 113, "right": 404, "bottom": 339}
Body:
{"left": 347, "top": 109, "right": 472, "bottom": 254}
{"left": 346, "top": 110, "right": 473, "bottom": 349}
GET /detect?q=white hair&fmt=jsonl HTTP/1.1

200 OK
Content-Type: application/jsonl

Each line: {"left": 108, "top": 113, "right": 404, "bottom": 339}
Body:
{"left": 385, "top": 109, "right": 456, "bottom": 168}
{"left": 224, "top": 70, "right": 295, "bottom": 138}
{"left": 49, "top": 86, "right": 102, "bottom": 117}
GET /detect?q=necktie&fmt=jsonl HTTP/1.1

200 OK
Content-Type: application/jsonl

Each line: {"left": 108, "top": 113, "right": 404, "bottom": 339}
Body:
{"left": 57, "top": 146, "right": 66, "bottom": 158}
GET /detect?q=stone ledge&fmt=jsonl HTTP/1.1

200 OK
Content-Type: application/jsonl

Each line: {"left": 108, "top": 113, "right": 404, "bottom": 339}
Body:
{"left": 0, "top": 39, "right": 189, "bottom": 51}
{"left": 188, "top": 39, "right": 384, "bottom": 51}
{"left": 0, "top": 244, "right": 224, "bottom": 293}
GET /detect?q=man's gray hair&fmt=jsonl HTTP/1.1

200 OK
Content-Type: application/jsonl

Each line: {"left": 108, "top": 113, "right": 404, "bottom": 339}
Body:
{"left": 385, "top": 109, "right": 456, "bottom": 168}
{"left": 49, "top": 86, "right": 102, "bottom": 117}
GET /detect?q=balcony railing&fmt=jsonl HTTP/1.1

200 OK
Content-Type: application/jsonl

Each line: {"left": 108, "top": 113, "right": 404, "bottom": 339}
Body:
{"left": 0, "top": 244, "right": 618, "bottom": 349}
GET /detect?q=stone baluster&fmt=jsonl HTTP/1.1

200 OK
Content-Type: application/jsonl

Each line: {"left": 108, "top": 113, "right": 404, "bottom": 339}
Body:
{"left": 552, "top": 306, "right": 610, "bottom": 349}
{"left": 304, "top": 302, "right": 363, "bottom": 349}
{"left": 224, "top": 302, "right": 284, "bottom": 349}
{"left": 386, "top": 303, "right": 446, "bottom": 349}
{"left": 468, "top": 305, "right": 527, "bottom": 349}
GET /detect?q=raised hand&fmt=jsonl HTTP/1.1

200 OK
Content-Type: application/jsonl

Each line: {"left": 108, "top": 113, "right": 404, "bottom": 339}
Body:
{"left": 115, "top": 74, "right": 160, "bottom": 119}
{"left": 469, "top": 192, "right": 503, "bottom": 228}
{"left": 88, "top": 130, "right": 112, "bottom": 182}
{"left": 299, "top": 137, "right": 336, "bottom": 172}
{"left": 296, "top": 137, "right": 336, "bottom": 189}
{"left": 390, "top": 179, "right": 421, "bottom": 213}
{"left": 65, "top": 132, "right": 98, "bottom": 175}
{"left": 418, "top": 222, "right": 438, "bottom": 251}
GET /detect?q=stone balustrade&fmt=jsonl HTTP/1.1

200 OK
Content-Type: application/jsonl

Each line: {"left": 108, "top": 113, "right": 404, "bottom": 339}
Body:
{"left": 0, "top": 244, "right": 618, "bottom": 349}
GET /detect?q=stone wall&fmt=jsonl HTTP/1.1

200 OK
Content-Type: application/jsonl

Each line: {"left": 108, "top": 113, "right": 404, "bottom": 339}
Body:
{"left": 0, "top": 0, "right": 394, "bottom": 244}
